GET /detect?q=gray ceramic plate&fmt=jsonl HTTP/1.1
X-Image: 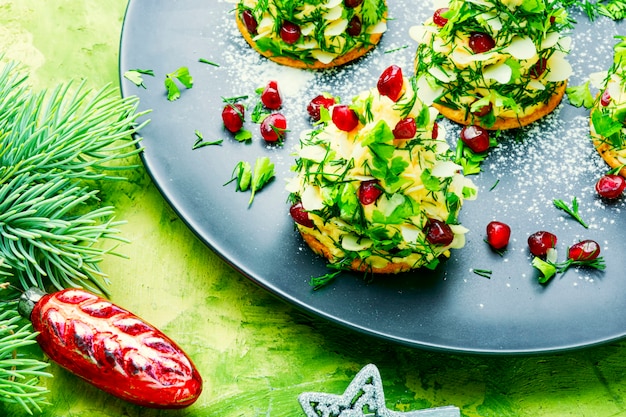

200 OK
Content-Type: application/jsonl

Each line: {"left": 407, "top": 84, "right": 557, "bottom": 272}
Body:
{"left": 119, "top": 0, "right": 625, "bottom": 354}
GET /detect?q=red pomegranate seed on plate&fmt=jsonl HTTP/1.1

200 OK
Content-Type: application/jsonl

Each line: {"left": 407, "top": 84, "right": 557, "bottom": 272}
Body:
{"left": 261, "top": 80, "right": 282, "bottom": 110}
{"left": 595, "top": 174, "right": 626, "bottom": 199}
{"left": 260, "top": 113, "right": 287, "bottom": 142}
{"left": 527, "top": 231, "right": 557, "bottom": 257}
{"left": 568, "top": 240, "right": 601, "bottom": 261}
{"left": 486, "top": 221, "right": 511, "bottom": 250}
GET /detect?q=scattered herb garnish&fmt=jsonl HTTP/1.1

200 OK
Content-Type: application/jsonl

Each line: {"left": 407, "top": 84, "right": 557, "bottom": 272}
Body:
{"left": 455, "top": 140, "right": 489, "bottom": 175}
{"left": 565, "top": 81, "right": 595, "bottom": 108}
{"left": 310, "top": 270, "right": 342, "bottom": 290}
{"left": 198, "top": 58, "right": 219, "bottom": 66}
{"left": 384, "top": 45, "right": 409, "bottom": 54}
{"left": 473, "top": 269, "right": 493, "bottom": 279}
{"left": 192, "top": 130, "right": 222, "bottom": 149}
{"left": 250, "top": 98, "right": 270, "bottom": 123}
{"left": 608, "top": 164, "right": 626, "bottom": 175}
{"left": 123, "top": 68, "right": 155, "bottom": 88}
{"left": 165, "top": 66, "right": 193, "bottom": 101}
{"left": 225, "top": 161, "right": 252, "bottom": 192}
{"left": 489, "top": 179, "right": 500, "bottom": 191}
{"left": 223, "top": 94, "right": 248, "bottom": 102}
{"left": 553, "top": 197, "right": 589, "bottom": 228}
{"left": 234, "top": 129, "right": 253, "bottom": 143}
{"left": 599, "top": 0, "right": 626, "bottom": 20}
{"left": 225, "top": 157, "right": 275, "bottom": 206}
{"left": 532, "top": 256, "right": 558, "bottom": 283}
{"left": 249, "top": 157, "right": 275, "bottom": 206}
{"left": 221, "top": 96, "right": 253, "bottom": 142}
{"left": 532, "top": 253, "right": 606, "bottom": 284}
{"left": 592, "top": 107, "right": 624, "bottom": 143}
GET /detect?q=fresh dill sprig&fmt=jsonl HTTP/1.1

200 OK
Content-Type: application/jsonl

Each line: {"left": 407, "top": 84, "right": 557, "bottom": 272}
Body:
{"left": 553, "top": 197, "right": 589, "bottom": 228}
{"left": 532, "top": 253, "right": 606, "bottom": 284}
{"left": 192, "top": 130, "right": 223, "bottom": 149}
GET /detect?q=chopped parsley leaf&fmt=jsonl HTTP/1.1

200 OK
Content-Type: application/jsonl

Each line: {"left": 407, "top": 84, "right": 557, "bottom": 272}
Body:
{"left": 165, "top": 67, "right": 193, "bottom": 101}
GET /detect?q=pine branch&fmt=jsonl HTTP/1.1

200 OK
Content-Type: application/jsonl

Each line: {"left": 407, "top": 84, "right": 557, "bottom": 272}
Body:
{"left": 0, "top": 62, "right": 149, "bottom": 296}
{"left": 0, "top": 172, "right": 128, "bottom": 295}
{"left": 0, "top": 60, "right": 150, "bottom": 411}
{"left": 0, "top": 77, "right": 148, "bottom": 182}
{"left": 0, "top": 305, "right": 51, "bottom": 415}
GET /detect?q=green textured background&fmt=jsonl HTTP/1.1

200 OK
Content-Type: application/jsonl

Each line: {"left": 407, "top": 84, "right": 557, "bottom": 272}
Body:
{"left": 2, "top": 1, "right": 626, "bottom": 416}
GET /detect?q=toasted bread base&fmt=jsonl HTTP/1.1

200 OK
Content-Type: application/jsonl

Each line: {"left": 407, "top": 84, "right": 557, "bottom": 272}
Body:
{"left": 299, "top": 230, "right": 415, "bottom": 274}
{"left": 235, "top": 12, "right": 385, "bottom": 69}
{"left": 434, "top": 82, "right": 568, "bottom": 130}
{"left": 590, "top": 115, "right": 626, "bottom": 177}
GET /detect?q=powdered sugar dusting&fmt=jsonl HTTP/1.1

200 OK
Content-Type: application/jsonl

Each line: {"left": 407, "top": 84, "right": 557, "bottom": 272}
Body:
{"left": 486, "top": 110, "right": 607, "bottom": 226}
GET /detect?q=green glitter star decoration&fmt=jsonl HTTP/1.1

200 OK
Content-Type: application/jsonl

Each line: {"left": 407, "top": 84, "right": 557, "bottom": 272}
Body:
{"left": 298, "top": 364, "right": 460, "bottom": 417}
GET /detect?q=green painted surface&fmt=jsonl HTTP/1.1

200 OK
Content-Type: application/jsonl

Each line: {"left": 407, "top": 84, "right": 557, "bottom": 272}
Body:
{"left": 2, "top": 1, "right": 626, "bottom": 416}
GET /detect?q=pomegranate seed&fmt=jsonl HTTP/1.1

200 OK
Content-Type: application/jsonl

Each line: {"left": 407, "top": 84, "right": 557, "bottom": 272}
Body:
{"left": 290, "top": 202, "right": 314, "bottom": 228}
{"left": 425, "top": 219, "right": 454, "bottom": 246}
{"left": 527, "top": 231, "right": 557, "bottom": 257}
{"left": 595, "top": 174, "right": 626, "bottom": 199}
{"left": 377, "top": 65, "right": 404, "bottom": 102}
{"left": 433, "top": 8, "right": 449, "bottom": 27}
{"left": 307, "top": 94, "right": 336, "bottom": 121}
{"left": 242, "top": 10, "right": 258, "bottom": 34}
{"left": 260, "top": 113, "right": 287, "bottom": 142}
{"left": 393, "top": 118, "right": 416, "bottom": 139}
{"left": 460, "top": 125, "right": 490, "bottom": 153}
{"left": 472, "top": 100, "right": 492, "bottom": 117}
{"left": 600, "top": 89, "right": 612, "bottom": 106}
{"left": 347, "top": 15, "right": 362, "bottom": 37}
{"left": 469, "top": 32, "right": 495, "bottom": 53}
{"left": 261, "top": 80, "right": 282, "bottom": 110}
{"left": 344, "top": 0, "right": 363, "bottom": 8}
{"left": 530, "top": 58, "right": 548, "bottom": 79}
{"left": 222, "top": 103, "right": 245, "bottom": 133}
{"left": 432, "top": 122, "right": 439, "bottom": 139}
{"left": 486, "top": 221, "right": 511, "bottom": 250}
{"left": 280, "top": 21, "right": 301, "bottom": 44}
{"left": 568, "top": 240, "right": 601, "bottom": 261}
{"left": 332, "top": 105, "right": 359, "bottom": 132}
{"left": 358, "top": 180, "right": 382, "bottom": 205}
